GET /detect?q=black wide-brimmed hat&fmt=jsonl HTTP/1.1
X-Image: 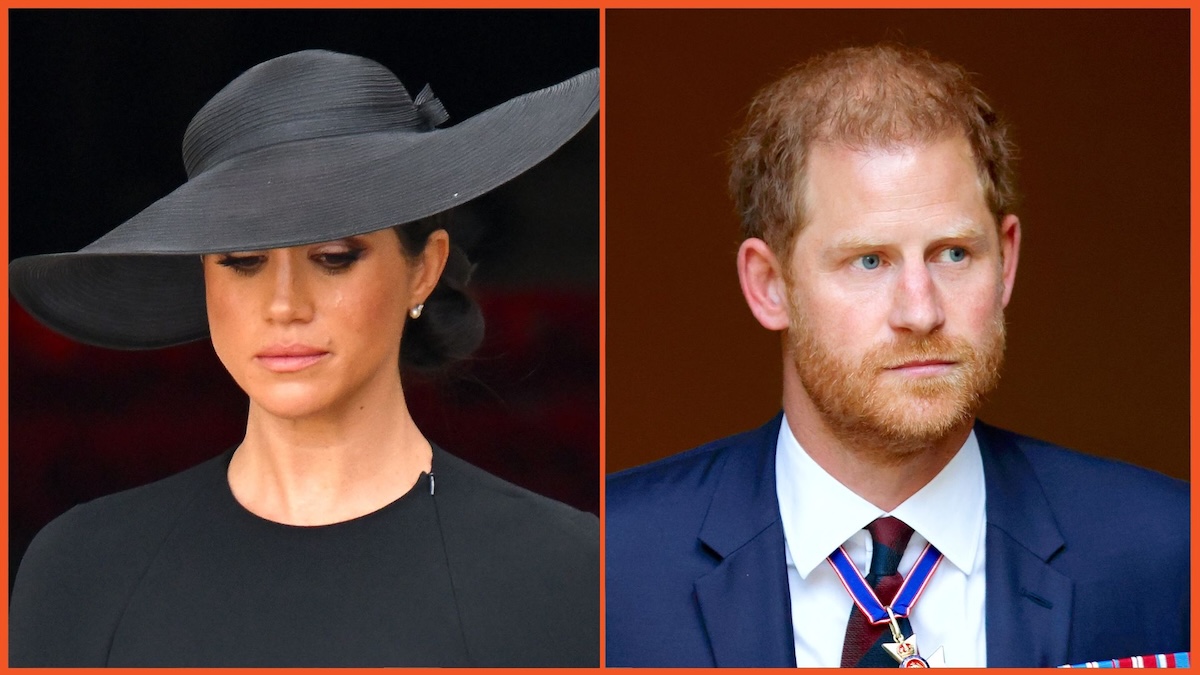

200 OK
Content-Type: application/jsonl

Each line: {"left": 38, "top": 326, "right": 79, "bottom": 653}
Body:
{"left": 10, "top": 49, "right": 598, "bottom": 350}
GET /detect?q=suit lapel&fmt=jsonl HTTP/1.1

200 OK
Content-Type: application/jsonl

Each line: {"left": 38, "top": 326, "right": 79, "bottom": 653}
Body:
{"left": 977, "top": 422, "right": 1073, "bottom": 667}
{"left": 693, "top": 415, "right": 796, "bottom": 667}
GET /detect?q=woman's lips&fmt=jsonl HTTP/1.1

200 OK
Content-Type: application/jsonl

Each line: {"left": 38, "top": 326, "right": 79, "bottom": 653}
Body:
{"left": 255, "top": 346, "right": 329, "bottom": 373}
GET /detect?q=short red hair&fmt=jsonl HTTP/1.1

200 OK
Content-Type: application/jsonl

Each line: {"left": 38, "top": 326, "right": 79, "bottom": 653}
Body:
{"left": 729, "top": 43, "right": 1017, "bottom": 256}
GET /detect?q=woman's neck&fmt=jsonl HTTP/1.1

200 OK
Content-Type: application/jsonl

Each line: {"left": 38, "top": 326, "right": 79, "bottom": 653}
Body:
{"left": 227, "top": 375, "right": 432, "bottom": 526}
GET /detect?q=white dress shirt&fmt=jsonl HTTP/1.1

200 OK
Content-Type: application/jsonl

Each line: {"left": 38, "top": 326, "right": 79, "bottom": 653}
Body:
{"left": 775, "top": 415, "right": 987, "bottom": 667}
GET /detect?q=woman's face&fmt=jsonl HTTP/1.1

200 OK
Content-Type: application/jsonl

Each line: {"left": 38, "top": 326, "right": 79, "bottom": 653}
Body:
{"left": 203, "top": 228, "right": 446, "bottom": 421}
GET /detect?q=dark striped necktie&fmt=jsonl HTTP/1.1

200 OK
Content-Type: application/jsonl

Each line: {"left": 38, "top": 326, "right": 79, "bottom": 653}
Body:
{"left": 840, "top": 516, "right": 915, "bottom": 667}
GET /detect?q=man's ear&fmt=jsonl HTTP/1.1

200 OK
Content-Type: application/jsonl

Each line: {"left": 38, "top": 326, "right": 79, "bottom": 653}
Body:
{"left": 998, "top": 214, "right": 1021, "bottom": 308}
{"left": 737, "top": 237, "right": 791, "bottom": 331}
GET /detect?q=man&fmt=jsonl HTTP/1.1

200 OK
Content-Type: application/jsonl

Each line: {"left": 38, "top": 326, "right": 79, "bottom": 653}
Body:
{"left": 606, "top": 44, "right": 1188, "bottom": 668}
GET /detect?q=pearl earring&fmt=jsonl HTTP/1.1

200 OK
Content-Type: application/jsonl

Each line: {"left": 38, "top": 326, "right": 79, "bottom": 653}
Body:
{"left": 409, "top": 303, "right": 424, "bottom": 319}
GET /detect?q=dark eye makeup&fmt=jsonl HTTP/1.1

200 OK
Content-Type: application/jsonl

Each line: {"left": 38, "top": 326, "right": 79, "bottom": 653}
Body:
{"left": 214, "top": 244, "right": 367, "bottom": 277}
{"left": 311, "top": 248, "right": 365, "bottom": 273}
{"left": 216, "top": 254, "right": 267, "bottom": 276}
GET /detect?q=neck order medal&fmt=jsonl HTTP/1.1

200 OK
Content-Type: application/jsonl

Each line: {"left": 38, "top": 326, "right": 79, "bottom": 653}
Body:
{"left": 828, "top": 542, "right": 947, "bottom": 667}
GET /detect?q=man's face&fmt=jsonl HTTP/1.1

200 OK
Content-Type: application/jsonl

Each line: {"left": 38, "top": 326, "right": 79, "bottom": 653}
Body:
{"left": 784, "top": 135, "right": 1017, "bottom": 451}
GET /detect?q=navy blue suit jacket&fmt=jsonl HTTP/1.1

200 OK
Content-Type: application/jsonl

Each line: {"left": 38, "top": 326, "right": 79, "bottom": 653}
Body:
{"left": 606, "top": 415, "right": 1189, "bottom": 667}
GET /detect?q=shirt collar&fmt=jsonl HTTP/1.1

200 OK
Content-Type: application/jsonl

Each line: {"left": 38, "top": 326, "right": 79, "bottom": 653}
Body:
{"left": 775, "top": 414, "right": 985, "bottom": 579}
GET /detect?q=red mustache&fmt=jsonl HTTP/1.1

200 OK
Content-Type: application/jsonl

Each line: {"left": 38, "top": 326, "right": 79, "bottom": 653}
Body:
{"left": 865, "top": 335, "right": 973, "bottom": 370}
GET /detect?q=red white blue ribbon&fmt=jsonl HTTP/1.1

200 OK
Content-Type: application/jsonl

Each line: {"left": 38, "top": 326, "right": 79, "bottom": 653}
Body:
{"left": 1059, "top": 652, "right": 1190, "bottom": 668}
{"left": 827, "top": 542, "right": 944, "bottom": 625}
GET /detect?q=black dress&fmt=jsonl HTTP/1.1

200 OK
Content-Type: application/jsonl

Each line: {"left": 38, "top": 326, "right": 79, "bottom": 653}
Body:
{"left": 9, "top": 446, "right": 598, "bottom": 666}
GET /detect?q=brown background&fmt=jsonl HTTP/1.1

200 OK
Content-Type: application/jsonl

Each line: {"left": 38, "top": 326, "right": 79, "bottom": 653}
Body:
{"left": 605, "top": 9, "right": 1189, "bottom": 480}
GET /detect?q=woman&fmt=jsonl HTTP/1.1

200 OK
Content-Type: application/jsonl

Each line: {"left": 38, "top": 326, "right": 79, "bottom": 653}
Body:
{"left": 9, "top": 48, "right": 599, "bottom": 667}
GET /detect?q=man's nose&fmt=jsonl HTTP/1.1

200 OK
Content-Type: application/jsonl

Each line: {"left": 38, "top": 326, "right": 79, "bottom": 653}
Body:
{"left": 888, "top": 261, "right": 944, "bottom": 335}
{"left": 266, "top": 255, "right": 315, "bottom": 323}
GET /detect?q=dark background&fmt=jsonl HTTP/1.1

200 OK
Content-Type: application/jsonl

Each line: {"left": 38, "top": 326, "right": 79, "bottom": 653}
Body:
{"left": 606, "top": 10, "right": 1189, "bottom": 481}
{"left": 9, "top": 9, "right": 599, "bottom": 589}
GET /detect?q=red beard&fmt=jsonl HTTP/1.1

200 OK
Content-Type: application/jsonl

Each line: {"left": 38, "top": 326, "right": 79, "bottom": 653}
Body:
{"left": 789, "top": 302, "right": 1005, "bottom": 454}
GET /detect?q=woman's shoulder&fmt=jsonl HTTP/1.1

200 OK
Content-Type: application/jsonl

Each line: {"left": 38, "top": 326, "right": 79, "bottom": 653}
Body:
{"left": 10, "top": 451, "right": 231, "bottom": 666}
{"left": 26, "top": 451, "right": 228, "bottom": 552}
{"left": 431, "top": 446, "right": 598, "bottom": 548}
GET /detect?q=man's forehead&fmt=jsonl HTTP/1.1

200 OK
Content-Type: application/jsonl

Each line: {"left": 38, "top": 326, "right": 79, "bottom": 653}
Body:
{"left": 805, "top": 135, "right": 976, "bottom": 177}
{"left": 796, "top": 135, "right": 991, "bottom": 241}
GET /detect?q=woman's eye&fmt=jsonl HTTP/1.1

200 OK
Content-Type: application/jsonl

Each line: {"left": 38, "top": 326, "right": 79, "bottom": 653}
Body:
{"left": 856, "top": 254, "right": 882, "bottom": 270}
{"left": 216, "top": 254, "right": 266, "bottom": 275}
{"left": 312, "top": 248, "right": 364, "bottom": 272}
{"left": 943, "top": 246, "right": 967, "bottom": 263}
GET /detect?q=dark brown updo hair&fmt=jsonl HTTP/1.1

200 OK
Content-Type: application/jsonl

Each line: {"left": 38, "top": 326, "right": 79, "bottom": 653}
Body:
{"left": 393, "top": 211, "right": 484, "bottom": 370}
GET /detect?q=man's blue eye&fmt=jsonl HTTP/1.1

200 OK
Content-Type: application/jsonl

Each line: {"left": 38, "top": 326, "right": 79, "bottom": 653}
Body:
{"left": 860, "top": 254, "right": 881, "bottom": 270}
{"left": 947, "top": 247, "right": 966, "bottom": 262}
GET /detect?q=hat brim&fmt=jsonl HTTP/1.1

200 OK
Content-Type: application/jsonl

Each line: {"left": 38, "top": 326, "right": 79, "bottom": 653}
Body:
{"left": 11, "top": 68, "right": 598, "bottom": 350}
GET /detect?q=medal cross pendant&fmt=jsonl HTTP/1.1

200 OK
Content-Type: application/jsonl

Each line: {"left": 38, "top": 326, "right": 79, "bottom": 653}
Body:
{"left": 881, "top": 606, "right": 946, "bottom": 667}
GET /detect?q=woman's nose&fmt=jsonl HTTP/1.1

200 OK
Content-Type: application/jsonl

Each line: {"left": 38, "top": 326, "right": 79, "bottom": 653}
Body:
{"left": 265, "top": 254, "right": 315, "bottom": 323}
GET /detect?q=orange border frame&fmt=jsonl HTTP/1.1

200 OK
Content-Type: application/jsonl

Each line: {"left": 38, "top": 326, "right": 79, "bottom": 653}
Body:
{"left": 1, "top": 2, "right": 1196, "bottom": 674}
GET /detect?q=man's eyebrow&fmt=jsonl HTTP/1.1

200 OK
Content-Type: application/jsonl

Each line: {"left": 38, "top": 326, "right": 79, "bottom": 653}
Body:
{"left": 829, "top": 221, "right": 989, "bottom": 249}
{"left": 938, "top": 220, "right": 991, "bottom": 240}
{"left": 829, "top": 233, "right": 885, "bottom": 250}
